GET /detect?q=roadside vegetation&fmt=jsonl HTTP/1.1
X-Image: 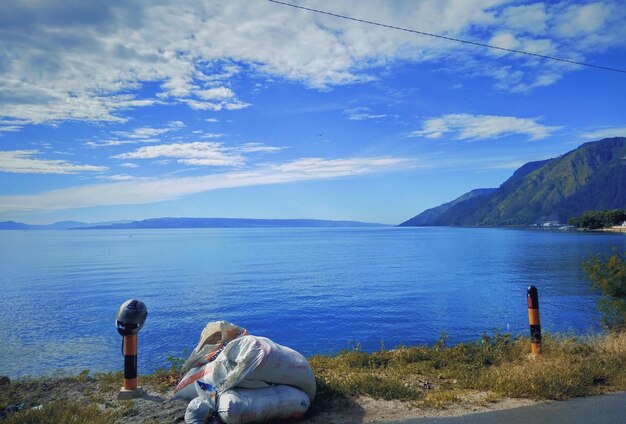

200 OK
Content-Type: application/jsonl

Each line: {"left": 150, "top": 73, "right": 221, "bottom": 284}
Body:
{"left": 584, "top": 252, "right": 626, "bottom": 329}
{"left": 2, "top": 253, "right": 626, "bottom": 422}
{"left": 311, "top": 331, "right": 626, "bottom": 409}
{"left": 569, "top": 209, "right": 626, "bottom": 229}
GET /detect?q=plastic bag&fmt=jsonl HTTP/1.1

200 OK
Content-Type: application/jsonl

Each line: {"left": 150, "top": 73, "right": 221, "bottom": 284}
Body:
{"left": 217, "top": 385, "right": 310, "bottom": 424}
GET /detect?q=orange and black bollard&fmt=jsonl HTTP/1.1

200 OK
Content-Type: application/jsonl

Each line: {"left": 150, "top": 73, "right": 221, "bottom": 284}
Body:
{"left": 527, "top": 286, "right": 542, "bottom": 355}
{"left": 116, "top": 299, "right": 148, "bottom": 399}
{"left": 122, "top": 333, "right": 139, "bottom": 391}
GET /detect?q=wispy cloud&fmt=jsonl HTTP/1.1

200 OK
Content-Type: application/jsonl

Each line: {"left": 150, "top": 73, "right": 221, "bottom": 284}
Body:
{"left": 182, "top": 98, "right": 250, "bottom": 111}
{"left": 98, "top": 174, "right": 146, "bottom": 182}
{"left": 0, "top": 150, "right": 107, "bottom": 174}
{"left": 112, "top": 141, "right": 285, "bottom": 167}
{"left": 113, "top": 142, "right": 245, "bottom": 167}
{"left": 86, "top": 121, "right": 187, "bottom": 148}
{"left": 580, "top": 127, "right": 626, "bottom": 140}
{"left": 0, "top": 156, "right": 413, "bottom": 213}
{"left": 409, "top": 114, "right": 560, "bottom": 141}
{"left": 0, "top": 125, "right": 23, "bottom": 133}
{"left": 200, "top": 133, "right": 225, "bottom": 139}
{"left": 112, "top": 121, "right": 185, "bottom": 139}
{"left": 344, "top": 107, "right": 388, "bottom": 121}
{"left": 237, "top": 143, "right": 286, "bottom": 153}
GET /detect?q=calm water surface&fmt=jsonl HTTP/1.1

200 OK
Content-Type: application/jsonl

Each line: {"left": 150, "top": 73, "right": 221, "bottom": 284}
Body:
{"left": 1, "top": 227, "right": 625, "bottom": 378}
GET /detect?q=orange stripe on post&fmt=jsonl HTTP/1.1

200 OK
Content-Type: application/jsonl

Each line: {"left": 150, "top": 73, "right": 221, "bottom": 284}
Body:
{"left": 123, "top": 377, "right": 138, "bottom": 391}
{"left": 123, "top": 334, "right": 138, "bottom": 355}
{"left": 528, "top": 308, "right": 541, "bottom": 326}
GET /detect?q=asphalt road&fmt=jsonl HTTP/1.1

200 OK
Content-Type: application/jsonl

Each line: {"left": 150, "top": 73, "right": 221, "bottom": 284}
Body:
{"left": 388, "top": 392, "right": 626, "bottom": 424}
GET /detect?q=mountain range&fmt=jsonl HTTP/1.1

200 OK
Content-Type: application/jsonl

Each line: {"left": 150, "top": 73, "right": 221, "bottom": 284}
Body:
{"left": 0, "top": 218, "right": 388, "bottom": 230}
{"left": 400, "top": 137, "right": 626, "bottom": 227}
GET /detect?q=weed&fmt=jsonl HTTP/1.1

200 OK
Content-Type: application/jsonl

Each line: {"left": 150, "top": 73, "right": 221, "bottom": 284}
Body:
{"left": 2, "top": 400, "right": 119, "bottom": 424}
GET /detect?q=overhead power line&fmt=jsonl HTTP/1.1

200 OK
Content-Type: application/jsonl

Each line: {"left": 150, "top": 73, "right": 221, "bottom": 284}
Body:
{"left": 266, "top": 0, "right": 626, "bottom": 75}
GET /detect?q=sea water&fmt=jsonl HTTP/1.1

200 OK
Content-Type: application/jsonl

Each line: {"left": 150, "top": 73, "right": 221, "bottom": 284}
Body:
{"left": 1, "top": 227, "right": 624, "bottom": 378}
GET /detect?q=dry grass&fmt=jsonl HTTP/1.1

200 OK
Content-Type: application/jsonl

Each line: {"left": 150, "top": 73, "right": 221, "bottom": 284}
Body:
{"left": 2, "top": 400, "right": 118, "bottom": 424}
{"left": 0, "top": 362, "right": 182, "bottom": 423}
{"left": 310, "top": 331, "right": 626, "bottom": 408}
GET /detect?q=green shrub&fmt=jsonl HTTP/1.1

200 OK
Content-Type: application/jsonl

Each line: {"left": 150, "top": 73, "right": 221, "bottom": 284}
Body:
{"left": 584, "top": 252, "right": 626, "bottom": 329}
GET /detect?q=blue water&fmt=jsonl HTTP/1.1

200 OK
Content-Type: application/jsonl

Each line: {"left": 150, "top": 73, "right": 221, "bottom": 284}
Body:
{"left": 1, "top": 227, "right": 624, "bottom": 379}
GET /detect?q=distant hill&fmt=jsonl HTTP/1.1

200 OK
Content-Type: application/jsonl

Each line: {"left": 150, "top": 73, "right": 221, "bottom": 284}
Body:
{"left": 78, "top": 217, "right": 388, "bottom": 229}
{"left": 400, "top": 137, "right": 626, "bottom": 227}
{"left": 0, "top": 220, "right": 131, "bottom": 230}
{"left": 0, "top": 221, "right": 30, "bottom": 230}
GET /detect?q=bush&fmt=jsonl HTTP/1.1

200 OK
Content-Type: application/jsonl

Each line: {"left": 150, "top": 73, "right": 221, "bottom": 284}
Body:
{"left": 584, "top": 252, "right": 626, "bottom": 329}
{"left": 570, "top": 210, "right": 626, "bottom": 229}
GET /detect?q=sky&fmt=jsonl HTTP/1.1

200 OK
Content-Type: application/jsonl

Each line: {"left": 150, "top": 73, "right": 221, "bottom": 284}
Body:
{"left": 1, "top": 0, "right": 625, "bottom": 225}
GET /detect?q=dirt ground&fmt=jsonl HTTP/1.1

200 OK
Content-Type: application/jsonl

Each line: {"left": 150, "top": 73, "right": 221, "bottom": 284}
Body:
{"left": 0, "top": 376, "right": 538, "bottom": 423}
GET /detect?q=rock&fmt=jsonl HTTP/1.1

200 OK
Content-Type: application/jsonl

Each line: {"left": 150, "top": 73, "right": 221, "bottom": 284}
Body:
{"left": 0, "top": 376, "right": 10, "bottom": 386}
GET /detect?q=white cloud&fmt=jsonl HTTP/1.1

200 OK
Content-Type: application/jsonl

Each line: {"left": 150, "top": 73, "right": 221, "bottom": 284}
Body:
{"left": 580, "top": 127, "right": 626, "bottom": 140}
{"left": 3, "top": 0, "right": 624, "bottom": 129}
{"left": 344, "top": 107, "right": 388, "bottom": 121}
{"left": 98, "top": 174, "right": 143, "bottom": 182}
{"left": 113, "top": 128, "right": 170, "bottom": 139}
{"left": 0, "top": 150, "right": 108, "bottom": 174}
{"left": 183, "top": 98, "right": 250, "bottom": 112}
{"left": 0, "top": 156, "right": 413, "bottom": 213}
{"left": 113, "top": 141, "right": 245, "bottom": 167}
{"left": 555, "top": 2, "right": 612, "bottom": 38}
{"left": 237, "top": 143, "right": 286, "bottom": 153}
{"left": 205, "top": 118, "right": 220, "bottom": 123}
{"left": 113, "top": 121, "right": 185, "bottom": 139}
{"left": 0, "top": 125, "right": 23, "bottom": 133}
{"left": 409, "top": 113, "right": 559, "bottom": 141}
{"left": 500, "top": 4, "right": 548, "bottom": 34}
{"left": 489, "top": 32, "right": 520, "bottom": 53}
{"left": 168, "top": 120, "right": 186, "bottom": 128}
{"left": 200, "top": 133, "right": 225, "bottom": 139}
{"left": 113, "top": 141, "right": 286, "bottom": 167}
{"left": 86, "top": 121, "right": 187, "bottom": 148}
{"left": 120, "top": 162, "right": 139, "bottom": 168}
{"left": 85, "top": 139, "right": 136, "bottom": 148}
{"left": 196, "top": 87, "right": 235, "bottom": 100}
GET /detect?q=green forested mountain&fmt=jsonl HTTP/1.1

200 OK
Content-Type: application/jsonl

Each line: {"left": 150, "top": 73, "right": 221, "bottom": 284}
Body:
{"left": 399, "top": 188, "right": 496, "bottom": 226}
{"left": 400, "top": 137, "right": 626, "bottom": 227}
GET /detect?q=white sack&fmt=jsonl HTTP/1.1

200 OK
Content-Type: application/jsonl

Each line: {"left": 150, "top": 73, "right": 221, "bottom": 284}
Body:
{"left": 174, "top": 362, "right": 274, "bottom": 400}
{"left": 174, "top": 363, "right": 214, "bottom": 400}
{"left": 210, "top": 335, "right": 316, "bottom": 401}
{"left": 175, "top": 320, "right": 247, "bottom": 399}
{"left": 217, "top": 385, "right": 310, "bottom": 424}
{"left": 184, "top": 397, "right": 214, "bottom": 424}
{"left": 183, "top": 321, "right": 247, "bottom": 373}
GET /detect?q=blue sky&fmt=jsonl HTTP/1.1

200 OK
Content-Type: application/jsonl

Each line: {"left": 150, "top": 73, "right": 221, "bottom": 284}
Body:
{"left": 1, "top": 0, "right": 625, "bottom": 225}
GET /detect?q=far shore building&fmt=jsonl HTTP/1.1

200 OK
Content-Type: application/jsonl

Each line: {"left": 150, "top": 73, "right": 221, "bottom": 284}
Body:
{"left": 610, "top": 221, "right": 626, "bottom": 232}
